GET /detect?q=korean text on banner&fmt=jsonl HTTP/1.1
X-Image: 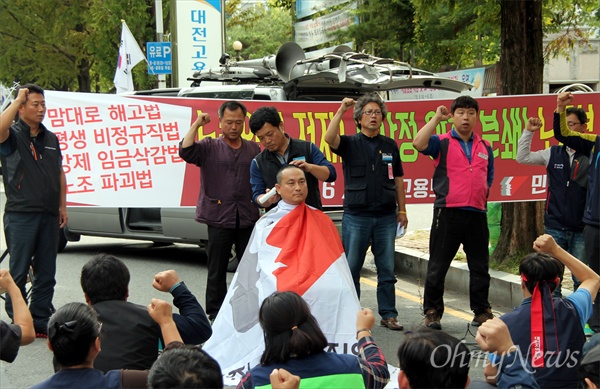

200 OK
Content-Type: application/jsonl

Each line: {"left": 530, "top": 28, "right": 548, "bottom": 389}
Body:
{"left": 114, "top": 21, "right": 146, "bottom": 94}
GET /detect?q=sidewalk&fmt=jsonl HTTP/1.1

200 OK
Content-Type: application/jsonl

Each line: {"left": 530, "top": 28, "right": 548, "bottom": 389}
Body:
{"left": 392, "top": 230, "right": 525, "bottom": 308}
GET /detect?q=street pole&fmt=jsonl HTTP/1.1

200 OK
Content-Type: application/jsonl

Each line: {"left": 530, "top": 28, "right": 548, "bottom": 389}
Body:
{"left": 221, "top": 0, "right": 226, "bottom": 56}
{"left": 155, "top": 0, "right": 167, "bottom": 89}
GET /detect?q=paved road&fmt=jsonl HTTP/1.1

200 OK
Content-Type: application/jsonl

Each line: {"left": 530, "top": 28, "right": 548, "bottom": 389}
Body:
{"left": 0, "top": 231, "right": 509, "bottom": 388}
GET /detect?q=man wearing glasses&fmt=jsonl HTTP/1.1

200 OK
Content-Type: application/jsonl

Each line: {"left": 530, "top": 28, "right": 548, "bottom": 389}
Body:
{"left": 325, "top": 92, "right": 408, "bottom": 331}
{"left": 516, "top": 103, "right": 590, "bottom": 299}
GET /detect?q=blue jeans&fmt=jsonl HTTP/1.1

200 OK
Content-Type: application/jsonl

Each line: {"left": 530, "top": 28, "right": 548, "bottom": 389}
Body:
{"left": 4, "top": 212, "right": 59, "bottom": 332}
{"left": 545, "top": 227, "right": 586, "bottom": 295}
{"left": 342, "top": 212, "right": 397, "bottom": 319}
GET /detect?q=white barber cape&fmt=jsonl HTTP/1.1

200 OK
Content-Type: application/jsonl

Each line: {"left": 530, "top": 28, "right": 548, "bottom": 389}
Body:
{"left": 203, "top": 201, "right": 361, "bottom": 386}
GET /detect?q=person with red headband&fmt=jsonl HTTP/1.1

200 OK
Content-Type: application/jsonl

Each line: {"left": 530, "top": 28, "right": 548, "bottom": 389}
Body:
{"left": 483, "top": 234, "right": 600, "bottom": 388}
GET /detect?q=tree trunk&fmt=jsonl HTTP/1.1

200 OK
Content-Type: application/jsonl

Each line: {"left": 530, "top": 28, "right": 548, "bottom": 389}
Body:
{"left": 77, "top": 58, "right": 92, "bottom": 92}
{"left": 492, "top": 0, "right": 545, "bottom": 263}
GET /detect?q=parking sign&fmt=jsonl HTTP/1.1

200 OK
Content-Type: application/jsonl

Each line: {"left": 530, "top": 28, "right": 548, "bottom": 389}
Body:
{"left": 147, "top": 42, "right": 172, "bottom": 75}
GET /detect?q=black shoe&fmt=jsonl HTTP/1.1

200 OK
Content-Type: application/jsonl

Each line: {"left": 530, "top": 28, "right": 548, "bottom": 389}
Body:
{"left": 424, "top": 309, "right": 442, "bottom": 330}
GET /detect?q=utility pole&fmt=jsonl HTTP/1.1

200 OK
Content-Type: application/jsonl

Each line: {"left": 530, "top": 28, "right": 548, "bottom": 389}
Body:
{"left": 155, "top": 0, "right": 167, "bottom": 89}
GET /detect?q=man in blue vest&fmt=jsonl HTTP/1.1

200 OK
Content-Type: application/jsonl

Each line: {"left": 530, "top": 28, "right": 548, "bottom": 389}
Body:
{"left": 516, "top": 108, "right": 590, "bottom": 297}
{"left": 484, "top": 234, "right": 600, "bottom": 388}
{"left": 249, "top": 106, "right": 336, "bottom": 211}
{"left": 553, "top": 91, "right": 600, "bottom": 334}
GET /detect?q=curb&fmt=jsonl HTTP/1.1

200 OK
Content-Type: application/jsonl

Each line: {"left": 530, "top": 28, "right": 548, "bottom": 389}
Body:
{"left": 394, "top": 246, "right": 524, "bottom": 309}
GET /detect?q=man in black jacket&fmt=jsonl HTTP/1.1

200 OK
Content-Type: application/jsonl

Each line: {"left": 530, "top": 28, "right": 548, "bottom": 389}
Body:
{"left": 0, "top": 85, "right": 68, "bottom": 337}
{"left": 80, "top": 254, "right": 212, "bottom": 372}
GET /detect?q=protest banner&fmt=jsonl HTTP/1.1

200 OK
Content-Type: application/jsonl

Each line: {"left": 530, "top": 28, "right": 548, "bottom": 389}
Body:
{"left": 45, "top": 91, "right": 599, "bottom": 207}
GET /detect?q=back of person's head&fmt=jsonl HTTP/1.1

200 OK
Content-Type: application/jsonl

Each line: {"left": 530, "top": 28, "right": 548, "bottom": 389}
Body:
{"left": 148, "top": 343, "right": 223, "bottom": 389}
{"left": 218, "top": 100, "right": 247, "bottom": 119}
{"left": 397, "top": 329, "right": 470, "bottom": 389}
{"left": 259, "top": 291, "right": 328, "bottom": 365}
{"left": 249, "top": 106, "right": 281, "bottom": 134}
{"left": 81, "top": 253, "right": 130, "bottom": 304}
{"left": 579, "top": 343, "right": 600, "bottom": 388}
{"left": 566, "top": 107, "right": 588, "bottom": 126}
{"left": 450, "top": 95, "right": 479, "bottom": 114}
{"left": 353, "top": 92, "right": 387, "bottom": 128}
{"left": 48, "top": 302, "right": 100, "bottom": 368}
{"left": 519, "top": 252, "right": 564, "bottom": 294}
{"left": 18, "top": 84, "right": 44, "bottom": 97}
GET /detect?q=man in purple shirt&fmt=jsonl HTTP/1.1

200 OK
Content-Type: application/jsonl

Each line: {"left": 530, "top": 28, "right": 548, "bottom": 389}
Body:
{"left": 179, "top": 101, "right": 261, "bottom": 320}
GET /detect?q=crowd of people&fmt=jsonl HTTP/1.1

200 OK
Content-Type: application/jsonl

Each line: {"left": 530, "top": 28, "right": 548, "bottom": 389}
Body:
{"left": 1, "top": 85, "right": 599, "bottom": 388}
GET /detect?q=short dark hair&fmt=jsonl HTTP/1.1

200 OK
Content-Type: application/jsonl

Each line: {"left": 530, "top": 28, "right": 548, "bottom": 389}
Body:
{"left": 276, "top": 165, "right": 304, "bottom": 185}
{"left": 148, "top": 343, "right": 223, "bottom": 389}
{"left": 17, "top": 84, "right": 44, "bottom": 98}
{"left": 81, "top": 254, "right": 130, "bottom": 304}
{"left": 259, "top": 291, "right": 328, "bottom": 365}
{"left": 48, "top": 302, "right": 100, "bottom": 367}
{"left": 450, "top": 95, "right": 479, "bottom": 114}
{"left": 397, "top": 329, "right": 470, "bottom": 389}
{"left": 249, "top": 106, "right": 281, "bottom": 134}
{"left": 566, "top": 107, "right": 588, "bottom": 125}
{"left": 579, "top": 342, "right": 600, "bottom": 387}
{"left": 353, "top": 92, "right": 387, "bottom": 130}
{"left": 218, "top": 100, "right": 247, "bottom": 119}
{"left": 519, "top": 252, "right": 564, "bottom": 294}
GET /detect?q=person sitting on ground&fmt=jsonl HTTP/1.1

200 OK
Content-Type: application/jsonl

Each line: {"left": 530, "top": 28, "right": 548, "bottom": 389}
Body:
{"left": 0, "top": 269, "right": 35, "bottom": 362}
{"left": 80, "top": 254, "right": 212, "bottom": 372}
{"left": 148, "top": 342, "right": 224, "bottom": 389}
{"left": 484, "top": 234, "right": 600, "bottom": 388}
{"left": 579, "top": 343, "right": 600, "bottom": 389}
{"left": 475, "top": 318, "right": 539, "bottom": 389}
{"left": 397, "top": 328, "right": 471, "bottom": 389}
{"left": 397, "top": 321, "right": 538, "bottom": 389}
{"left": 31, "top": 302, "right": 147, "bottom": 388}
{"left": 237, "top": 291, "right": 389, "bottom": 389}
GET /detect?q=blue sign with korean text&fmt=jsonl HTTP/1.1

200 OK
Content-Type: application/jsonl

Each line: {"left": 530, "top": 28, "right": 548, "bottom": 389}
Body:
{"left": 146, "top": 42, "right": 172, "bottom": 75}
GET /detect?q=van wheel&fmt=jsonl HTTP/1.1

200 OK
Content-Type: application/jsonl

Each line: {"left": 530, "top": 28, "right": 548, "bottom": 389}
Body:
{"left": 227, "top": 245, "right": 239, "bottom": 272}
{"left": 58, "top": 228, "right": 68, "bottom": 252}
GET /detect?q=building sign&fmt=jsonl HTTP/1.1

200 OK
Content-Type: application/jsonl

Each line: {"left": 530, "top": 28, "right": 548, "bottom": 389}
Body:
{"left": 296, "top": 0, "right": 351, "bottom": 19}
{"left": 294, "top": 2, "right": 357, "bottom": 49}
{"left": 173, "top": 0, "right": 223, "bottom": 87}
{"left": 146, "top": 42, "right": 172, "bottom": 75}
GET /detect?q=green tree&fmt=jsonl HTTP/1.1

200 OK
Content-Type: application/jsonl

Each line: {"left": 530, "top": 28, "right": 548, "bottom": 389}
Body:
{"left": 411, "top": 0, "right": 500, "bottom": 71}
{"left": 226, "top": 3, "right": 293, "bottom": 60}
{"left": 339, "top": 0, "right": 415, "bottom": 61}
{"left": 0, "top": 0, "right": 165, "bottom": 92}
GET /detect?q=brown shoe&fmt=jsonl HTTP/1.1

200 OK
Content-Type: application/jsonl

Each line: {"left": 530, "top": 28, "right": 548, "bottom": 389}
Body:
{"left": 471, "top": 308, "right": 494, "bottom": 326}
{"left": 423, "top": 308, "right": 442, "bottom": 330}
{"left": 380, "top": 317, "right": 403, "bottom": 331}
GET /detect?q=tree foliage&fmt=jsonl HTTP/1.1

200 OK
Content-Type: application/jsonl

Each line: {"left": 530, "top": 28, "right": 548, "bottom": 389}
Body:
{"left": 226, "top": 3, "right": 293, "bottom": 60}
{"left": 0, "top": 0, "right": 166, "bottom": 92}
{"left": 411, "top": 0, "right": 501, "bottom": 71}
{"left": 337, "top": 0, "right": 415, "bottom": 61}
